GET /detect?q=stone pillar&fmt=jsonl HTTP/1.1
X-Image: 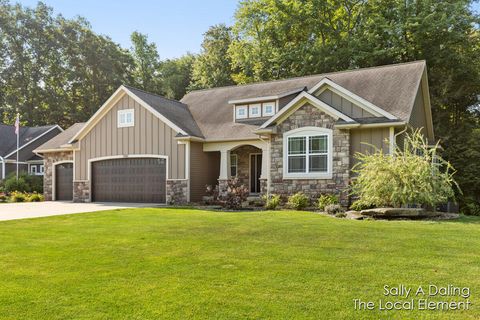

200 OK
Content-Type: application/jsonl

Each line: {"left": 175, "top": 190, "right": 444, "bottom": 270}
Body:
{"left": 73, "top": 181, "right": 90, "bottom": 203}
{"left": 166, "top": 180, "right": 188, "bottom": 205}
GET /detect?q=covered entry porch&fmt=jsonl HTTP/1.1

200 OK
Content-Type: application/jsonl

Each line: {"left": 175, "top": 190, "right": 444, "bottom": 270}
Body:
{"left": 203, "top": 140, "right": 270, "bottom": 195}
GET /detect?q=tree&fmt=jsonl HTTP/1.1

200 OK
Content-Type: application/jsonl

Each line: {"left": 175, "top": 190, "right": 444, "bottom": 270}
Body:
{"left": 159, "top": 54, "right": 195, "bottom": 100}
{"left": 190, "top": 24, "right": 235, "bottom": 89}
{"left": 129, "top": 31, "right": 162, "bottom": 93}
{"left": 0, "top": 1, "right": 133, "bottom": 128}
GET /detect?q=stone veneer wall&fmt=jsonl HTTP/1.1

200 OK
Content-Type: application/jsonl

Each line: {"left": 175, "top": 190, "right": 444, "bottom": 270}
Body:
{"left": 270, "top": 103, "right": 350, "bottom": 205}
{"left": 43, "top": 151, "right": 73, "bottom": 201}
{"left": 166, "top": 180, "right": 188, "bottom": 204}
{"left": 230, "top": 145, "right": 262, "bottom": 191}
{"left": 73, "top": 181, "right": 90, "bottom": 203}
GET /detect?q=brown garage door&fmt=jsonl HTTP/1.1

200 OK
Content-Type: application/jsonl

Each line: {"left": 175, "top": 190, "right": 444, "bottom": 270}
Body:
{"left": 91, "top": 158, "right": 166, "bottom": 203}
{"left": 55, "top": 163, "right": 73, "bottom": 200}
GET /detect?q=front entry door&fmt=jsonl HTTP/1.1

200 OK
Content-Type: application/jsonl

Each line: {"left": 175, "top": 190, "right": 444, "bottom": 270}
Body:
{"left": 250, "top": 154, "right": 262, "bottom": 194}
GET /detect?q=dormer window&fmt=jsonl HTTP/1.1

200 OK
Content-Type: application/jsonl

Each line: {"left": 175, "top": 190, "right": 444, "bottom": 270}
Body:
{"left": 249, "top": 103, "right": 261, "bottom": 117}
{"left": 263, "top": 102, "right": 275, "bottom": 116}
{"left": 236, "top": 105, "right": 248, "bottom": 119}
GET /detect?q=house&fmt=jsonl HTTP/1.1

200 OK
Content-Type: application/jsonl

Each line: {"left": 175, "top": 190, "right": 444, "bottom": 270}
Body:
{"left": 0, "top": 124, "right": 63, "bottom": 179}
{"left": 34, "top": 61, "right": 434, "bottom": 204}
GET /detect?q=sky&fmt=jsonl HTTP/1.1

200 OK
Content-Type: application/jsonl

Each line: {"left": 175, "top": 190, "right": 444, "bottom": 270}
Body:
{"left": 15, "top": 1, "right": 480, "bottom": 59}
{"left": 17, "top": 0, "right": 239, "bottom": 59}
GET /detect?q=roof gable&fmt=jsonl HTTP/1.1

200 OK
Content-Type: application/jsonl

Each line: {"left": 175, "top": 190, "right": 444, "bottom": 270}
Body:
{"left": 0, "top": 124, "right": 62, "bottom": 157}
{"left": 70, "top": 86, "right": 204, "bottom": 143}
{"left": 260, "top": 92, "right": 356, "bottom": 129}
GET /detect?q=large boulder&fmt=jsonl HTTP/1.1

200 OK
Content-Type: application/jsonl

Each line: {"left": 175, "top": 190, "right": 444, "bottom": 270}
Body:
{"left": 359, "top": 207, "right": 440, "bottom": 219}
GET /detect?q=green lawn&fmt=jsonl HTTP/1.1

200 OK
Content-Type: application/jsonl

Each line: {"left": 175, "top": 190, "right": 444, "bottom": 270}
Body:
{"left": 0, "top": 208, "right": 479, "bottom": 319}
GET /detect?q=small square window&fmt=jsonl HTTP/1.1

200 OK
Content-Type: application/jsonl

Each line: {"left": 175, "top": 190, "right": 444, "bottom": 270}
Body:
{"left": 118, "top": 109, "right": 134, "bottom": 128}
{"left": 236, "top": 105, "right": 248, "bottom": 119}
{"left": 249, "top": 104, "right": 261, "bottom": 117}
{"left": 263, "top": 102, "right": 275, "bottom": 116}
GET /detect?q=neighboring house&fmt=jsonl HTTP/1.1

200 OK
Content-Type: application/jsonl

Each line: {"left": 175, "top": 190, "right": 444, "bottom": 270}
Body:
{"left": 35, "top": 61, "right": 434, "bottom": 204}
{"left": 0, "top": 124, "right": 63, "bottom": 179}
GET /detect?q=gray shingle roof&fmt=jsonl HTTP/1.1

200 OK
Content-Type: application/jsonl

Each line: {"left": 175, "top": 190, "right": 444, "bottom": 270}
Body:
{"left": 0, "top": 124, "right": 58, "bottom": 156}
{"left": 181, "top": 61, "right": 426, "bottom": 140}
{"left": 124, "top": 85, "right": 203, "bottom": 138}
{"left": 35, "top": 123, "right": 85, "bottom": 152}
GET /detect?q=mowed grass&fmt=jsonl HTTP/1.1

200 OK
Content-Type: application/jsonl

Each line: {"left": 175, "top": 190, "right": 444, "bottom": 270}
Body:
{"left": 0, "top": 209, "right": 479, "bottom": 319}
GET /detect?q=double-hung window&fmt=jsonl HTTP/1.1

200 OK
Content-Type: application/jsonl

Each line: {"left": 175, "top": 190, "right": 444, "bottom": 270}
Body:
{"left": 283, "top": 127, "right": 332, "bottom": 179}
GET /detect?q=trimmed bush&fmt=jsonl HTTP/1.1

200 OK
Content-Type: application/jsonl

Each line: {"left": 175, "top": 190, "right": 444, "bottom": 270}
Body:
{"left": 317, "top": 194, "right": 339, "bottom": 211}
{"left": 287, "top": 192, "right": 310, "bottom": 210}
{"left": 10, "top": 191, "right": 26, "bottom": 202}
{"left": 4, "top": 177, "right": 29, "bottom": 193}
{"left": 263, "top": 194, "right": 281, "bottom": 210}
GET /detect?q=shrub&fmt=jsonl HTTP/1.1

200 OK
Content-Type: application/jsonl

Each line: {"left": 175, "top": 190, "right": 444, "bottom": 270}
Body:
{"left": 262, "top": 194, "right": 281, "bottom": 210}
{"left": 351, "top": 129, "right": 458, "bottom": 208}
{"left": 350, "top": 199, "right": 375, "bottom": 211}
{"left": 287, "top": 192, "right": 310, "bottom": 210}
{"left": 4, "top": 177, "right": 29, "bottom": 193}
{"left": 463, "top": 197, "right": 480, "bottom": 216}
{"left": 10, "top": 191, "right": 26, "bottom": 202}
{"left": 220, "top": 178, "right": 249, "bottom": 210}
{"left": 0, "top": 194, "right": 7, "bottom": 202}
{"left": 317, "top": 194, "right": 339, "bottom": 211}
{"left": 3, "top": 172, "right": 43, "bottom": 194}
{"left": 28, "top": 192, "right": 44, "bottom": 202}
{"left": 325, "top": 204, "right": 343, "bottom": 215}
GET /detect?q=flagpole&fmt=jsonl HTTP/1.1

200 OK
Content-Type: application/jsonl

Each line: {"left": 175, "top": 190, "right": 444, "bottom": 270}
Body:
{"left": 16, "top": 113, "right": 19, "bottom": 180}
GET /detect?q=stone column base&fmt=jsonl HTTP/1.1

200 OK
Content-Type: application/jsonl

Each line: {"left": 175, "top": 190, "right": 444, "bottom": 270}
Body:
{"left": 218, "top": 179, "right": 228, "bottom": 197}
{"left": 260, "top": 179, "right": 267, "bottom": 196}
{"left": 166, "top": 180, "right": 188, "bottom": 205}
{"left": 73, "top": 181, "right": 90, "bottom": 203}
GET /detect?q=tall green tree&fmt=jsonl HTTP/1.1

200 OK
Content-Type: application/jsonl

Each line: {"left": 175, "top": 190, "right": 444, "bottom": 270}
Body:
{"left": 0, "top": 1, "right": 133, "bottom": 128}
{"left": 159, "top": 54, "right": 195, "bottom": 100}
{"left": 190, "top": 24, "right": 236, "bottom": 89}
{"left": 129, "top": 31, "right": 162, "bottom": 93}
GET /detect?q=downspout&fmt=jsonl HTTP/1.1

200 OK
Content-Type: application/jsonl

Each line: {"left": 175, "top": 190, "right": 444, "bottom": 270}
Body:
{"left": 0, "top": 156, "right": 4, "bottom": 179}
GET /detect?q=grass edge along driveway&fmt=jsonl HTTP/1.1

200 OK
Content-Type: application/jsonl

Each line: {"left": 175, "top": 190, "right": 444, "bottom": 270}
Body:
{"left": 0, "top": 208, "right": 478, "bottom": 320}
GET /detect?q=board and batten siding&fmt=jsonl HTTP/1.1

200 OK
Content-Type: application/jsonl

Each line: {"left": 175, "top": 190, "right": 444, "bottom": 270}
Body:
{"left": 317, "top": 89, "right": 375, "bottom": 119}
{"left": 189, "top": 142, "right": 220, "bottom": 202}
{"left": 349, "top": 127, "right": 390, "bottom": 169}
{"left": 75, "top": 94, "right": 186, "bottom": 180}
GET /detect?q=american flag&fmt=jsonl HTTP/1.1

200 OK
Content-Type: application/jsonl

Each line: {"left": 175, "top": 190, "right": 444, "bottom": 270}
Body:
{"left": 14, "top": 113, "right": 19, "bottom": 135}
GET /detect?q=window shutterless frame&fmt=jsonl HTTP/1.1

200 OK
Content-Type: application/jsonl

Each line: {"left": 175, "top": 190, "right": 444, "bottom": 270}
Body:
{"left": 283, "top": 127, "right": 333, "bottom": 179}
{"left": 117, "top": 109, "right": 135, "bottom": 128}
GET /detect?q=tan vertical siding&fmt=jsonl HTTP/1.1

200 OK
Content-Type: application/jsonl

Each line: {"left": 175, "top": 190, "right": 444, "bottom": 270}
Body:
{"left": 75, "top": 95, "right": 186, "bottom": 180}
{"left": 408, "top": 87, "right": 427, "bottom": 131}
{"left": 349, "top": 127, "right": 390, "bottom": 169}
{"left": 317, "top": 89, "right": 374, "bottom": 118}
{"left": 189, "top": 142, "right": 220, "bottom": 202}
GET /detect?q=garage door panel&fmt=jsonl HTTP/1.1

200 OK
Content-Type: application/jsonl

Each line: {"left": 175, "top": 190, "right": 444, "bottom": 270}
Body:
{"left": 56, "top": 163, "right": 73, "bottom": 201}
{"left": 92, "top": 158, "right": 166, "bottom": 203}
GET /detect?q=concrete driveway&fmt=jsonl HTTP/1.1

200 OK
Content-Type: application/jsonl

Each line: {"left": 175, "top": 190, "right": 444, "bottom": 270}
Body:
{"left": 0, "top": 201, "right": 161, "bottom": 221}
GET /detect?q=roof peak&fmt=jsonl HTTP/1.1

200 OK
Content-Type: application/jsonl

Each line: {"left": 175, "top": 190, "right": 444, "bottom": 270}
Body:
{"left": 184, "top": 60, "right": 426, "bottom": 96}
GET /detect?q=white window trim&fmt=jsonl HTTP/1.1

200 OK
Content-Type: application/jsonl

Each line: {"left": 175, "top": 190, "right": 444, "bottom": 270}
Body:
{"left": 31, "top": 166, "right": 37, "bottom": 174}
{"left": 236, "top": 105, "right": 248, "bottom": 119}
{"left": 249, "top": 103, "right": 261, "bottom": 118}
{"left": 283, "top": 127, "right": 333, "bottom": 179}
{"left": 39, "top": 165, "right": 45, "bottom": 174}
{"left": 230, "top": 154, "right": 238, "bottom": 177}
{"left": 262, "top": 102, "right": 275, "bottom": 116}
{"left": 117, "top": 109, "right": 135, "bottom": 128}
